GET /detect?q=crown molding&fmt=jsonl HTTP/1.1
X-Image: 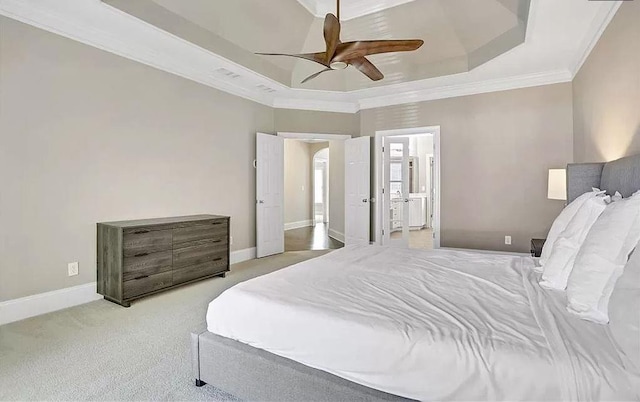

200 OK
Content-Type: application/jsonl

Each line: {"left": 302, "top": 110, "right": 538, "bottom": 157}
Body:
{"left": 0, "top": 0, "right": 279, "bottom": 108}
{"left": 357, "top": 70, "right": 574, "bottom": 110}
{"left": 569, "top": 0, "right": 623, "bottom": 77}
{"left": 0, "top": 0, "right": 622, "bottom": 115}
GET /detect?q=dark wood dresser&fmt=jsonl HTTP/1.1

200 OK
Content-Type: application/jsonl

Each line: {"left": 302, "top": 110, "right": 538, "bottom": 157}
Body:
{"left": 97, "top": 215, "right": 230, "bottom": 307}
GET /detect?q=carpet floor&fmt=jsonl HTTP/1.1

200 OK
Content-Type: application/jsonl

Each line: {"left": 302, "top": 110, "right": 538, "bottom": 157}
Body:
{"left": 0, "top": 250, "right": 331, "bottom": 401}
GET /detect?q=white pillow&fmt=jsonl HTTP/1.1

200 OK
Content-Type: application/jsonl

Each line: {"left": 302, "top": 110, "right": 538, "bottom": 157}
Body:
{"left": 566, "top": 193, "right": 640, "bottom": 324}
{"left": 603, "top": 244, "right": 640, "bottom": 365}
{"left": 539, "top": 195, "right": 608, "bottom": 290}
{"left": 540, "top": 188, "right": 605, "bottom": 266}
{"left": 611, "top": 191, "right": 624, "bottom": 203}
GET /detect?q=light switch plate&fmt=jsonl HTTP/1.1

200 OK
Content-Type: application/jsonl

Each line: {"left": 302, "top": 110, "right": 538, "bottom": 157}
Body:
{"left": 505, "top": 236, "right": 512, "bottom": 245}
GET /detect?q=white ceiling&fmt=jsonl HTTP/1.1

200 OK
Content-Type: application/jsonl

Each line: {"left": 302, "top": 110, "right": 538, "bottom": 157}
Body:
{"left": 296, "top": 0, "right": 417, "bottom": 20}
{"left": 0, "top": 0, "right": 623, "bottom": 114}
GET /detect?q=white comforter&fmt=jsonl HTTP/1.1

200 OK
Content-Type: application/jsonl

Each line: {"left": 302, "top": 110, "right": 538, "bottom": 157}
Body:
{"left": 206, "top": 245, "right": 640, "bottom": 401}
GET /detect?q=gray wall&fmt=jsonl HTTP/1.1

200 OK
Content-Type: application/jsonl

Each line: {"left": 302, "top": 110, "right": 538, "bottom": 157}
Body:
{"left": 0, "top": 18, "right": 274, "bottom": 301}
{"left": 361, "top": 83, "right": 574, "bottom": 253}
{"left": 274, "top": 109, "right": 360, "bottom": 135}
{"left": 284, "top": 140, "right": 313, "bottom": 226}
{"left": 573, "top": 0, "right": 640, "bottom": 163}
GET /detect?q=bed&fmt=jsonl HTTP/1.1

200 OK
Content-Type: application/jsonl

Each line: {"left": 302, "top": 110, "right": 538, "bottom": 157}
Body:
{"left": 191, "top": 154, "right": 640, "bottom": 401}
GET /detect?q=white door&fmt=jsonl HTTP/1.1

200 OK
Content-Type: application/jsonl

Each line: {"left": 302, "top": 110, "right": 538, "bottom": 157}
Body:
{"left": 256, "top": 133, "right": 284, "bottom": 258}
{"left": 384, "top": 137, "right": 410, "bottom": 247}
{"left": 345, "top": 137, "right": 370, "bottom": 245}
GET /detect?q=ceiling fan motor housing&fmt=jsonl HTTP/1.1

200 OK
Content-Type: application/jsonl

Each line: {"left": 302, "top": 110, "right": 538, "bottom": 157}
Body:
{"left": 330, "top": 61, "right": 349, "bottom": 70}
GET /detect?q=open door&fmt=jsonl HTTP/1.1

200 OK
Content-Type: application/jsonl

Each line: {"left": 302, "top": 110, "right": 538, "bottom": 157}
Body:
{"left": 345, "top": 137, "right": 370, "bottom": 245}
{"left": 383, "top": 137, "right": 410, "bottom": 247}
{"left": 256, "top": 133, "right": 284, "bottom": 258}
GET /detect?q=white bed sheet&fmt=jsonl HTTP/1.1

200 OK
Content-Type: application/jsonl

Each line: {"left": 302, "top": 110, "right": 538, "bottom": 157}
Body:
{"left": 206, "top": 245, "right": 640, "bottom": 401}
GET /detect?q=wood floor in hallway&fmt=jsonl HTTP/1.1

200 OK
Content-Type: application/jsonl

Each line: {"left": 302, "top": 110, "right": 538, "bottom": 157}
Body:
{"left": 284, "top": 223, "right": 344, "bottom": 252}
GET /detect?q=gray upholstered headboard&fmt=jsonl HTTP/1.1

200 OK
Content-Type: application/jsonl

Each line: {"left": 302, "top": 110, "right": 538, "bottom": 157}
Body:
{"left": 567, "top": 154, "right": 640, "bottom": 203}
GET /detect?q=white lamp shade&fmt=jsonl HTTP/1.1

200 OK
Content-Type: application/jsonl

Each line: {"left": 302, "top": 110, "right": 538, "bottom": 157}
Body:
{"left": 548, "top": 169, "right": 567, "bottom": 200}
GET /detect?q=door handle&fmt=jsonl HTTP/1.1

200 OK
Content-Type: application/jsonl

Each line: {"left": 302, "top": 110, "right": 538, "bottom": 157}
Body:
{"left": 257, "top": 200, "right": 265, "bottom": 204}
{"left": 362, "top": 199, "right": 369, "bottom": 203}
{"left": 404, "top": 199, "right": 410, "bottom": 203}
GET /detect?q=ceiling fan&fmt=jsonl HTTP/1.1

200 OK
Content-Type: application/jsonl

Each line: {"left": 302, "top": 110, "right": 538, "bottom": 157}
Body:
{"left": 257, "top": 0, "right": 424, "bottom": 84}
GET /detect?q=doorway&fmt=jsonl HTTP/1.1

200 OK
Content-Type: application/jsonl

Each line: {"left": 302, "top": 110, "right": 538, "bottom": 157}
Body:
{"left": 375, "top": 127, "right": 441, "bottom": 250}
{"left": 256, "top": 132, "right": 371, "bottom": 258}
{"left": 279, "top": 133, "right": 349, "bottom": 252}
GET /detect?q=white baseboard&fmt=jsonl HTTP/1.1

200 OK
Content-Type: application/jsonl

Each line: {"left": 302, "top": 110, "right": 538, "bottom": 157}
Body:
{"left": 230, "top": 247, "right": 256, "bottom": 264}
{"left": 284, "top": 220, "right": 313, "bottom": 231}
{"left": 0, "top": 247, "right": 258, "bottom": 326}
{"left": 328, "top": 228, "right": 345, "bottom": 243}
{"left": 0, "top": 282, "right": 102, "bottom": 326}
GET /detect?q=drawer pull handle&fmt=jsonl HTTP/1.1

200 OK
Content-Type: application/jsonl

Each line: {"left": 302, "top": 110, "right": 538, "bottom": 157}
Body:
{"left": 134, "top": 230, "right": 150, "bottom": 234}
{"left": 213, "top": 258, "right": 223, "bottom": 262}
{"left": 135, "top": 252, "right": 149, "bottom": 258}
{"left": 135, "top": 275, "right": 149, "bottom": 280}
{"left": 212, "top": 222, "right": 223, "bottom": 225}
{"left": 213, "top": 240, "right": 222, "bottom": 243}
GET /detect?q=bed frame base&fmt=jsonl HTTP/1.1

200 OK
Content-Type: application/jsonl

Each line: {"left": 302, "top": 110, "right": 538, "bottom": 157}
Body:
{"left": 191, "top": 330, "right": 411, "bottom": 401}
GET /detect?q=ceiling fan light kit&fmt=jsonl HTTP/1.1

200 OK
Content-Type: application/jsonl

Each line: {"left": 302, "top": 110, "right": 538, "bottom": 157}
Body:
{"left": 257, "top": 0, "right": 424, "bottom": 84}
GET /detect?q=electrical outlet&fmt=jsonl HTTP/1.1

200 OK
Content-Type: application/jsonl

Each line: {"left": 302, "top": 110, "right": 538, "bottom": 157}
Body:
{"left": 505, "top": 236, "right": 512, "bottom": 245}
{"left": 68, "top": 262, "right": 79, "bottom": 276}
{"left": 230, "top": 236, "right": 233, "bottom": 245}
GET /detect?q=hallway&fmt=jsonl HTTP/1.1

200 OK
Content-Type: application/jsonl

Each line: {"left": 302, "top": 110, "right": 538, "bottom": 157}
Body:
{"left": 285, "top": 223, "right": 344, "bottom": 252}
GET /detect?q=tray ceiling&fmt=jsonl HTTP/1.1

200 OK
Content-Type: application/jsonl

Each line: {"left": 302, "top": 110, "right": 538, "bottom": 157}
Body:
{"left": 0, "top": 0, "right": 623, "bottom": 113}
{"left": 118, "top": 0, "right": 530, "bottom": 91}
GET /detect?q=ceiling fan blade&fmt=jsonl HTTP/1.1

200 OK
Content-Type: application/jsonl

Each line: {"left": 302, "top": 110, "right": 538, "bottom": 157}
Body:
{"left": 301, "top": 68, "right": 333, "bottom": 84}
{"left": 324, "top": 13, "right": 341, "bottom": 63}
{"left": 256, "top": 52, "right": 329, "bottom": 67}
{"left": 349, "top": 57, "right": 384, "bottom": 81}
{"left": 333, "top": 40, "right": 424, "bottom": 62}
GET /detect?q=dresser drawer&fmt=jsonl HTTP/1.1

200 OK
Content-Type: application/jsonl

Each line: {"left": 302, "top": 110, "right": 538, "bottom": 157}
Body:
{"left": 122, "top": 250, "right": 173, "bottom": 281}
{"left": 173, "top": 259, "right": 227, "bottom": 285}
{"left": 123, "top": 229, "right": 172, "bottom": 257}
{"left": 173, "top": 221, "right": 228, "bottom": 248}
{"left": 123, "top": 271, "right": 172, "bottom": 299}
{"left": 173, "top": 242, "right": 227, "bottom": 268}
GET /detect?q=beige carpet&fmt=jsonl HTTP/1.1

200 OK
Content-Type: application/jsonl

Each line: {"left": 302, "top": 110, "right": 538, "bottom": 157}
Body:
{"left": 0, "top": 250, "right": 330, "bottom": 401}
